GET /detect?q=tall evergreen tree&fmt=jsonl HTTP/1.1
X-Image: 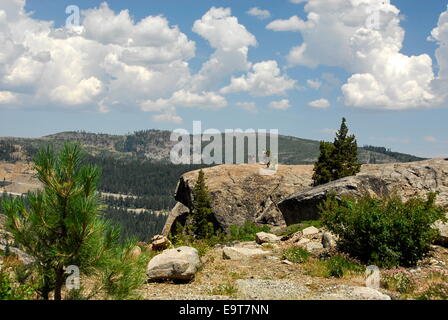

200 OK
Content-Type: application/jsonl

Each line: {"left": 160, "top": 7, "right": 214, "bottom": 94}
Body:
{"left": 332, "top": 117, "right": 361, "bottom": 180}
{"left": 312, "top": 141, "right": 336, "bottom": 186}
{"left": 191, "top": 170, "right": 214, "bottom": 239}
{"left": 313, "top": 118, "right": 361, "bottom": 186}
{"left": 1, "top": 144, "right": 146, "bottom": 300}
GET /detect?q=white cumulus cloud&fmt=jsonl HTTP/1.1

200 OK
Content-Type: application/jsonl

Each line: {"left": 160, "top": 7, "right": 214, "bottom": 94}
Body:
{"left": 269, "top": 0, "right": 448, "bottom": 110}
{"left": 247, "top": 8, "right": 271, "bottom": 20}
{"left": 191, "top": 7, "right": 257, "bottom": 91}
{"left": 269, "top": 99, "right": 291, "bottom": 110}
{"left": 220, "top": 60, "right": 296, "bottom": 97}
{"left": 308, "top": 98, "right": 330, "bottom": 108}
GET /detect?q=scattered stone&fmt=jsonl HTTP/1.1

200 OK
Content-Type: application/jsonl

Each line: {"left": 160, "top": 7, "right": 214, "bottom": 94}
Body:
{"left": 281, "top": 259, "right": 293, "bottom": 265}
{"left": 302, "top": 226, "right": 320, "bottom": 236}
{"left": 222, "top": 247, "right": 269, "bottom": 260}
{"left": 147, "top": 246, "right": 201, "bottom": 282}
{"left": 234, "top": 241, "right": 262, "bottom": 249}
{"left": 306, "top": 242, "right": 324, "bottom": 253}
{"left": 296, "top": 238, "right": 310, "bottom": 246}
{"left": 255, "top": 232, "right": 281, "bottom": 244}
{"left": 265, "top": 256, "right": 280, "bottom": 262}
{"left": 150, "top": 234, "right": 171, "bottom": 251}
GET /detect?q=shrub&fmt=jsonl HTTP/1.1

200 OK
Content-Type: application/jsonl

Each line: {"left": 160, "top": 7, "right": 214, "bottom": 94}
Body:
{"left": 282, "top": 247, "right": 310, "bottom": 264}
{"left": 381, "top": 269, "right": 416, "bottom": 294}
{"left": 326, "top": 254, "right": 364, "bottom": 278}
{"left": 415, "top": 283, "right": 448, "bottom": 300}
{"left": 320, "top": 193, "right": 446, "bottom": 267}
{"left": 229, "top": 221, "right": 270, "bottom": 242}
{"left": 0, "top": 269, "right": 35, "bottom": 300}
{"left": 1, "top": 144, "right": 148, "bottom": 300}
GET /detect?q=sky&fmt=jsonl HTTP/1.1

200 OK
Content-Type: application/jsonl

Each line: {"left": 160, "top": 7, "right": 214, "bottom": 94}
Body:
{"left": 0, "top": 0, "right": 447, "bottom": 158}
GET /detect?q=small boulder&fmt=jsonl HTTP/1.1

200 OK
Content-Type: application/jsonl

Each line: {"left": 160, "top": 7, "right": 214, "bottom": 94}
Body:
{"left": 322, "top": 231, "right": 337, "bottom": 249}
{"left": 302, "top": 226, "right": 320, "bottom": 236}
{"left": 127, "top": 246, "right": 142, "bottom": 260}
{"left": 222, "top": 247, "right": 269, "bottom": 260}
{"left": 306, "top": 242, "right": 324, "bottom": 253}
{"left": 296, "top": 238, "right": 310, "bottom": 247}
{"left": 150, "top": 235, "right": 171, "bottom": 251}
{"left": 147, "top": 246, "right": 201, "bottom": 282}
{"left": 0, "top": 244, "right": 35, "bottom": 265}
{"left": 255, "top": 232, "right": 281, "bottom": 244}
{"left": 433, "top": 219, "right": 448, "bottom": 247}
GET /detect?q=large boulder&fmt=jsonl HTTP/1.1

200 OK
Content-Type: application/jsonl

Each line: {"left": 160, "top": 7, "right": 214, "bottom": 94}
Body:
{"left": 163, "top": 159, "right": 448, "bottom": 234}
{"left": 279, "top": 159, "right": 448, "bottom": 225}
{"left": 146, "top": 246, "right": 201, "bottom": 282}
{"left": 163, "top": 164, "right": 313, "bottom": 234}
{"left": 278, "top": 175, "right": 389, "bottom": 225}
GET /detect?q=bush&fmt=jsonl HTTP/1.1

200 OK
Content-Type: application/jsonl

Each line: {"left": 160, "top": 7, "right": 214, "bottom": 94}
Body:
{"left": 381, "top": 269, "right": 416, "bottom": 294}
{"left": 282, "top": 247, "right": 310, "bottom": 264}
{"left": 229, "top": 221, "right": 270, "bottom": 242}
{"left": 416, "top": 283, "right": 448, "bottom": 300}
{"left": 320, "top": 193, "right": 446, "bottom": 267}
{"left": 0, "top": 269, "right": 35, "bottom": 300}
{"left": 326, "top": 254, "right": 364, "bottom": 278}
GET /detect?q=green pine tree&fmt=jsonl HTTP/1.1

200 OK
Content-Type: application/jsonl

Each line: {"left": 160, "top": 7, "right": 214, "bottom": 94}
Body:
{"left": 1, "top": 143, "right": 146, "bottom": 300}
{"left": 191, "top": 170, "right": 214, "bottom": 239}
{"left": 312, "top": 141, "right": 336, "bottom": 186}
{"left": 313, "top": 118, "right": 361, "bottom": 186}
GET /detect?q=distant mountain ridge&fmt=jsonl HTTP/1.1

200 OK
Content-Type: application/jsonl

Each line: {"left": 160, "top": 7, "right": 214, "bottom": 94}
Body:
{"left": 0, "top": 130, "right": 425, "bottom": 165}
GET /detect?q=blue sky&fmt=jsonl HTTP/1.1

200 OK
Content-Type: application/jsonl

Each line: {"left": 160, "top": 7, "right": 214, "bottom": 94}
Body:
{"left": 0, "top": 0, "right": 447, "bottom": 158}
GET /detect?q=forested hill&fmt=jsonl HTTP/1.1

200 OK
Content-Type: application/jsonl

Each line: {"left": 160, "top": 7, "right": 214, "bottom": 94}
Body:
{"left": 0, "top": 130, "right": 425, "bottom": 164}
{"left": 0, "top": 130, "right": 426, "bottom": 241}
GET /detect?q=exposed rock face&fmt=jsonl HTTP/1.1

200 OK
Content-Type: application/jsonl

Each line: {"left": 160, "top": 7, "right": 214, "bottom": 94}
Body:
{"left": 279, "top": 159, "right": 448, "bottom": 225}
{"left": 147, "top": 246, "right": 201, "bottom": 282}
{"left": 235, "top": 279, "right": 391, "bottom": 300}
{"left": 163, "top": 159, "right": 448, "bottom": 234}
{"left": 236, "top": 279, "right": 310, "bottom": 300}
{"left": 163, "top": 164, "right": 313, "bottom": 234}
{"left": 279, "top": 175, "right": 389, "bottom": 225}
